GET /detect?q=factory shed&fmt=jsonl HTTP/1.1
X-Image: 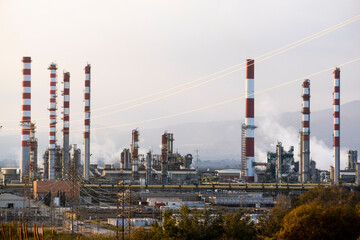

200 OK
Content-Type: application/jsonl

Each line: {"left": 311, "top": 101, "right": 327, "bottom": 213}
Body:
{"left": 0, "top": 193, "right": 32, "bottom": 208}
{"left": 216, "top": 169, "right": 241, "bottom": 182}
{"left": 33, "top": 180, "right": 80, "bottom": 199}
{"left": 0, "top": 168, "right": 20, "bottom": 183}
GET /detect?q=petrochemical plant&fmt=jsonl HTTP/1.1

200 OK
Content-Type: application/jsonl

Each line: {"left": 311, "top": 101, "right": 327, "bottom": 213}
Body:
{"left": 6, "top": 57, "right": 360, "bottom": 186}
{"left": 0, "top": 56, "right": 359, "bottom": 233}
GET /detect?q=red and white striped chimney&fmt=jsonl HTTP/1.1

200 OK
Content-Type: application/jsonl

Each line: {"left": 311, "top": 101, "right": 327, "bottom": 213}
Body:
{"left": 333, "top": 68, "right": 340, "bottom": 184}
{"left": 245, "top": 59, "right": 255, "bottom": 182}
{"left": 20, "top": 56, "right": 32, "bottom": 182}
{"left": 301, "top": 79, "right": 310, "bottom": 182}
{"left": 84, "top": 64, "right": 91, "bottom": 180}
{"left": 62, "top": 72, "right": 70, "bottom": 178}
{"left": 48, "top": 63, "right": 57, "bottom": 180}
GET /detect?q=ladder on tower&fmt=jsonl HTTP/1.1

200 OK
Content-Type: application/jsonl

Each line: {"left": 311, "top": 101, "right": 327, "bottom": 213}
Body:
{"left": 240, "top": 123, "right": 247, "bottom": 179}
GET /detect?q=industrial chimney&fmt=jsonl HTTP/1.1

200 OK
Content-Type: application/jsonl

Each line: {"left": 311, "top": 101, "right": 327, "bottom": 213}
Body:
{"left": 84, "top": 64, "right": 91, "bottom": 180}
{"left": 48, "top": 63, "right": 58, "bottom": 180}
{"left": 20, "top": 57, "right": 32, "bottom": 182}
{"left": 333, "top": 68, "right": 340, "bottom": 184}
{"left": 245, "top": 59, "right": 255, "bottom": 182}
{"left": 62, "top": 72, "right": 70, "bottom": 178}
{"left": 301, "top": 79, "right": 310, "bottom": 182}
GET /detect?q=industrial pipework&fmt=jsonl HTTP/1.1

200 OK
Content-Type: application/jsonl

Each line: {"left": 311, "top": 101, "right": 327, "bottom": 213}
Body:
{"left": 29, "top": 123, "right": 38, "bottom": 178}
{"left": 131, "top": 129, "right": 139, "bottom": 181}
{"left": 20, "top": 56, "right": 32, "bottom": 182}
{"left": 120, "top": 150, "right": 125, "bottom": 169}
{"left": 301, "top": 79, "right": 310, "bottom": 182}
{"left": 161, "top": 133, "right": 168, "bottom": 185}
{"left": 84, "top": 64, "right": 91, "bottom": 180}
{"left": 346, "top": 150, "right": 358, "bottom": 170}
{"left": 166, "top": 133, "right": 174, "bottom": 155}
{"left": 146, "top": 150, "right": 152, "bottom": 185}
{"left": 333, "top": 68, "right": 340, "bottom": 184}
{"left": 298, "top": 132, "right": 303, "bottom": 182}
{"left": 48, "top": 63, "right": 58, "bottom": 180}
{"left": 245, "top": 59, "right": 255, "bottom": 182}
{"left": 120, "top": 148, "right": 131, "bottom": 170}
{"left": 71, "top": 144, "right": 81, "bottom": 178}
{"left": 62, "top": 72, "right": 70, "bottom": 178}
{"left": 276, "top": 142, "right": 283, "bottom": 183}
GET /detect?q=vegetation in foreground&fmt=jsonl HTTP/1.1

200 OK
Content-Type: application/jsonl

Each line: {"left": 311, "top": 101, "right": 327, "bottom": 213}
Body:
{"left": 131, "top": 186, "right": 360, "bottom": 240}
{"left": 0, "top": 222, "right": 114, "bottom": 240}
{"left": 2, "top": 186, "right": 360, "bottom": 240}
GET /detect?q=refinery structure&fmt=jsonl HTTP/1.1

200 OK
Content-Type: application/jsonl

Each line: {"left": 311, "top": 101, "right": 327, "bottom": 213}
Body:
{"left": 0, "top": 56, "right": 359, "bottom": 234}
{"left": 11, "top": 56, "right": 360, "bottom": 185}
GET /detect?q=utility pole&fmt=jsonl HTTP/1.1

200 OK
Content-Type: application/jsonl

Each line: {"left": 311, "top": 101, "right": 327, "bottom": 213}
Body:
{"left": 50, "top": 185, "right": 53, "bottom": 228}
{"left": 71, "top": 152, "right": 76, "bottom": 238}
{"left": 128, "top": 183, "right": 132, "bottom": 237}
{"left": 122, "top": 182, "right": 125, "bottom": 240}
{"left": 116, "top": 179, "right": 119, "bottom": 240}
{"left": 22, "top": 179, "right": 25, "bottom": 224}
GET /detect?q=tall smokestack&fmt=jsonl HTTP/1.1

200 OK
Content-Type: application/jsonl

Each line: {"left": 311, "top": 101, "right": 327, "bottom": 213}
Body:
{"left": 333, "top": 68, "right": 340, "bottom": 184}
{"left": 84, "top": 64, "right": 91, "bottom": 180}
{"left": 301, "top": 79, "right": 310, "bottom": 182}
{"left": 20, "top": 56, "right": 32, "bottom": 182}
{"left": 62, "top": 72, "right": 70, "bottom": 178}
{"left": 161, "top": 133, "right": 168, "bottom": 185}
{"left": 48, "top": 63, "right": 57, "bottom": 180}
{"left": 131, "top": 129, "right": 139, "bottom": 182}
{"left": 245, "top": 59, "right": 255, "bottom": 182}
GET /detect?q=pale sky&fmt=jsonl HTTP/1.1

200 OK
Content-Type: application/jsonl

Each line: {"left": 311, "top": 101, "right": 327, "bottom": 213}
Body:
{"left": 0, "top": 0, "right": 359, "bottom": 164}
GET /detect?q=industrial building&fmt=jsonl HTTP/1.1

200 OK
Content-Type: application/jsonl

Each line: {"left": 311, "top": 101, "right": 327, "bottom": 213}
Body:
{"left": 12, "top": 56, "right": 359, "bottom": 191}
{"left": 0, "top": 168, "right": 19, "bottom": 184}
{"left": 101, "top": 130, "right": 195, "bottom": 185}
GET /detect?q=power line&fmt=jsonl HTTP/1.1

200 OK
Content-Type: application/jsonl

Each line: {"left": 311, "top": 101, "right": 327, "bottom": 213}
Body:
{"left": 2, "top": 56, "right": 360, "bottom": 134}
{"left": 1, "top": 14, "right": 359, "bottom": 125}
{"left": 80, "top": 57, "right": 360, "bottom": 132}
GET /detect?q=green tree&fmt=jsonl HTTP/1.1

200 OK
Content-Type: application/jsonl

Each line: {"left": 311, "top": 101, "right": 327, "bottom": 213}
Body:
{"left": 276, "top": 202, "right": 360, "bottom": 240}
{"left": 206, "top": 211, "right": 224, "bottom": 240}
{"left": 222, "top": 212, "right": 257, "bottom": 240}
{"left": 149, "top": 221, "right": 164, "bottom": 240}
{"left": 131, "top": 227, "right": 153, "bottom": 240}
{"left": 258, "top": 195, "right": 292, "bottom": 238}
{"left": 162, "top": 210, "right": 178, "bottom": 239}
{"left": 296, "top": 186, "right": 360, "bottom": 208}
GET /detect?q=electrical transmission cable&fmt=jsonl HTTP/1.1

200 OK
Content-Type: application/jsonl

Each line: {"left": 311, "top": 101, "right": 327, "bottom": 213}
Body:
{"left": 79, "top": 56, "right": 360, "bottom": 132}
{"left": 1, "top": 14, "right": 359, "bottom": 126}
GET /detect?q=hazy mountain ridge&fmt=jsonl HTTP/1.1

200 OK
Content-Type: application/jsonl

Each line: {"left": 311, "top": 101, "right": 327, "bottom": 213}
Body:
{"left": 0, "top": 101, "right": 359, "bottom": 170}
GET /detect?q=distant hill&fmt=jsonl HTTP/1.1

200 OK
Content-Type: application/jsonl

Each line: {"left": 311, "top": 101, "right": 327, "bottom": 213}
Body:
{"left": 156, "top": 100, "right": 360, "bottom": 170}
{"left": 0, "top": 101, "right": 359, "bottom": 170}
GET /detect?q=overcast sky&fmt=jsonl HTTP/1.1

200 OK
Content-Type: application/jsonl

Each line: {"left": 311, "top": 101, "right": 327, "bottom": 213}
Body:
{"left": 0, "top": 0, "right": 359, "bottom": 164}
